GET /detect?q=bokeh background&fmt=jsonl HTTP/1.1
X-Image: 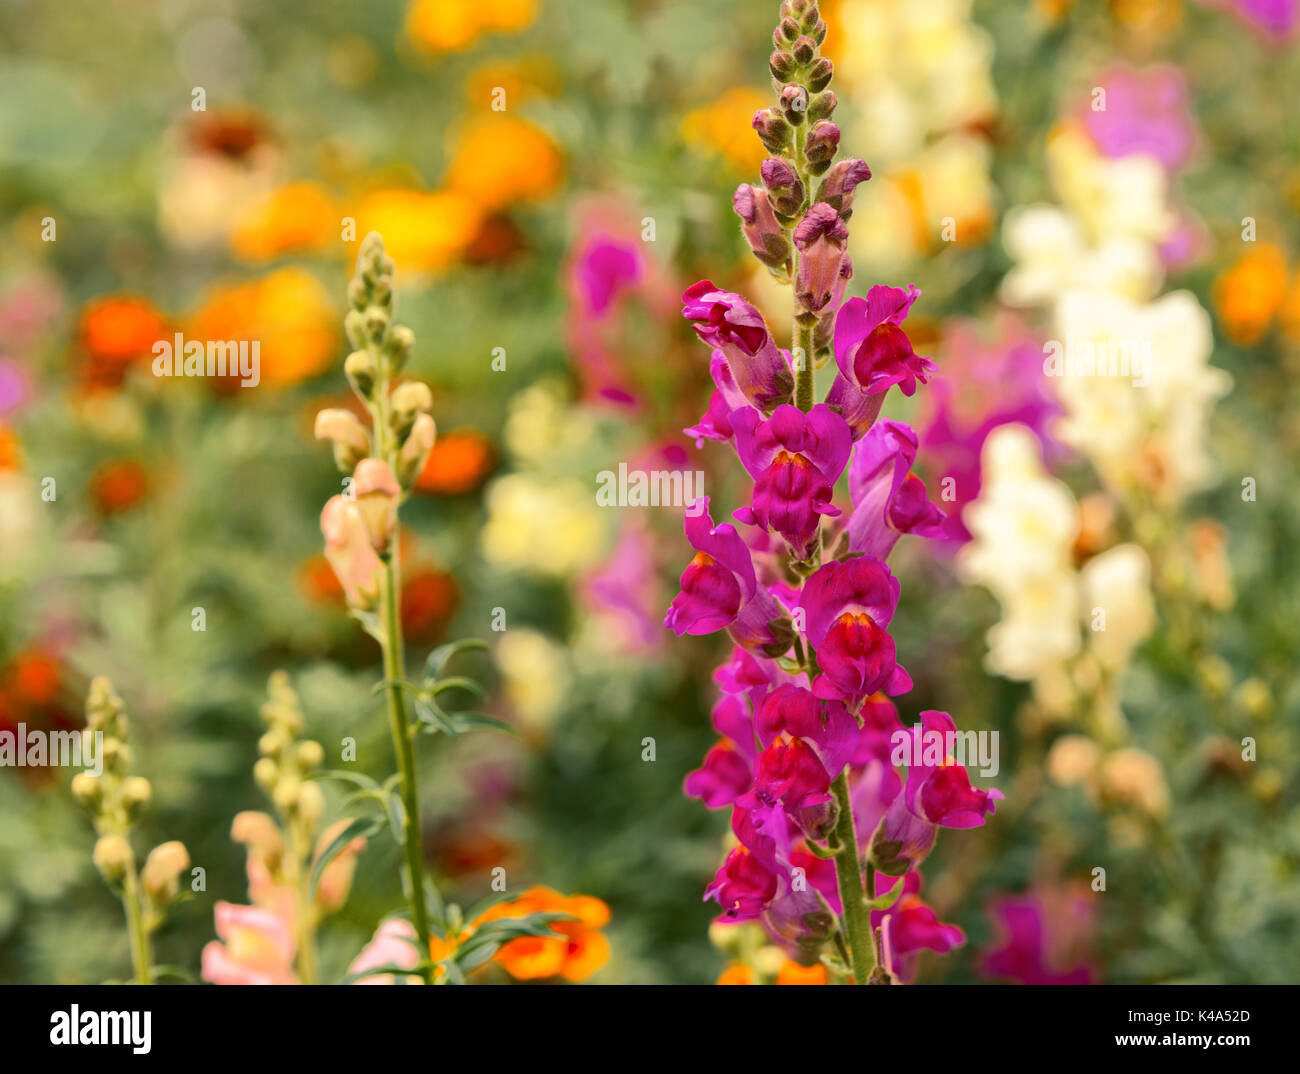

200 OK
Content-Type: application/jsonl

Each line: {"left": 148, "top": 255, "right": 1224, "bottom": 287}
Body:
{"left": 1, "top": 0, "right": 1298, "bottom": 984}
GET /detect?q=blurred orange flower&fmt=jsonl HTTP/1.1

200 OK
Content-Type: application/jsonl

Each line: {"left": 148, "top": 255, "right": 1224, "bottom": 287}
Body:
{"left": 352, "top": 189, "right": 484, "bottom": 274}
{"left": 445, "top": 116, "right": 564, "bottom": 212}
{"left": 716, "top": 962, "right": 755, "bottom": 985}
{"left": 400, "top": 567, "right": 460, "bottom": 641}
{"left": 0, "top": 423, "right": 21, "bottom": 471}
{"left": 297, "top": 553, "right": 345, "bottom": 606}
{"left": 188, "top": 268, "right": 337, "bottom": 387}
{"left": 478, "top": 886, "right": 611, "bottom": 982}
{"left": 89, "top": 458, "right": 150, "bottom": 516}
{"left": 424, "top": 885, "right": 611, "bottom": 982}
{"left": 415, "top": 429, "right": 496, "bottom": 495}
{"left": 1212, "top": 242, "right": 1288, "bottom": 345}
{"left": 230, "top": 181, "right": 338, "bottom": 261}
{"left": 9, "top": 647, "right": 61, "bottom": 708}
{"left": 682, "top": 87, "right": 769, "bottom": 175}
{"left": 776, "top": 960, "right": 828, "bottom": 985}
{"left": 406, "top": 0, "right": 537, "bottom": 54}
{"left": 78, "top": 295, "right": 169, "bottom": 387}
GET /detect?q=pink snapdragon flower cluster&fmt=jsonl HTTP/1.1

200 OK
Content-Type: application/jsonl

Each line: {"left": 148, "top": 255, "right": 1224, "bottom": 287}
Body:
{"left": 666, "top": 0, "right": 1000, "bottom": 983}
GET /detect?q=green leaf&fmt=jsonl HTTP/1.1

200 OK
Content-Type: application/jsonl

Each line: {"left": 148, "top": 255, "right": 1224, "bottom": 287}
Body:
{"left": 308, "top": 815, "right": 382, "bottom": 900}
{"left": 424, "top": 676, "right": 488, "bottom": 701}
{"left": 445, "top": 711, "right": 515, "bottom": 736}
{"left": 341, "top": 961, "right": 429, "bottom": 985}
{"left": 424, "top": 638, "right": 489, "bottom": 679}
{"left": 308, "top": 769, "right": 380, "bottom": 793}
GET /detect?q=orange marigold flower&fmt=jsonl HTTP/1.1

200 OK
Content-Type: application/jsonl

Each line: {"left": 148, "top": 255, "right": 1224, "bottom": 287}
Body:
{"left": 79, "top": 295, "right": 169, "bottom": 387}
{"left": 88, "top": 459, "right": 150, "bottom": 516}
{"left": 406, "top": 0, "right": 537, "bottom": 54}
{"left": 352, "top": 189, "right": 484, "bottom": 275}
{"left": 776, "top": 959, "right": 828, "bottom": 985}
{"left": 716, "top": 962, "right": 755, "bottom": 985}
{"left": 444, "top": 116, "right": 564, "bottom": 213}
{"left": 475, "top": 885, "right": 612, "bottom": 982}
{"left": 415, "top": 429, "right": 496, "bottom": 495}
{"left": 230, "top": 181, "right": 338, "bottom": 262}
{"left": 682, "top": 88, "right": 770, "bottom": 175}
{"left": 400, "top": 567, "right": 460, "bottom": 641}
{"left": 188, "top": 268, "right": 338, "bottom": 387}
{"left": 1212, "top": 242, "right": 1289, "bottom": 346}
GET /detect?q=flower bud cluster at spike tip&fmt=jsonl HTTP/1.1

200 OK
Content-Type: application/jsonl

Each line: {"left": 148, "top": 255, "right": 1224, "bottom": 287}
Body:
{"left": 671, "top": 0, "right": 996, "bottom": 984}
{"left": 256, "top": 671, "right": 327, "bottom": 832}
{"left": 77, "top": 678, "right": 191, "bottom": 926}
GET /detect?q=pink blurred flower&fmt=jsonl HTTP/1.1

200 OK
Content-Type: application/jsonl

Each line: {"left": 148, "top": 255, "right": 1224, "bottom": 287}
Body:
{"left": 201, "top": 902, "right": 296, "bottom": 985}
{"left": 348, "top": 918, "right": 422, "bottom": 985}
{"left": 980, "top": 886, "right": 1100, "bottom": 985}
{"left": 1080, "top": 65, "right": 1198, "bottom": 171}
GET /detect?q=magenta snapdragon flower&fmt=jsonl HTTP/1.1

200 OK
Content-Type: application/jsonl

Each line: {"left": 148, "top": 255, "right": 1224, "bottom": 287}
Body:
{"left": 668, "top": 0, "right": 998, "bottom": 984}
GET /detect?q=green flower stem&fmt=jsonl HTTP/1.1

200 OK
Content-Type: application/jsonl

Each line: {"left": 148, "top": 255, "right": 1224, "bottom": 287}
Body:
{"left": 287, "top": 825, "right": 318, "bottom": 986}
{"left": 381, "top": 552, "right": 433, "bottom": 984}
{"left": 120, "top": 860, "right": 152, "bottom": 985}
{"left": 829, "top": 770, "right": 874, "bottom": 984}
{"left": 795, "top": 319, "right": 816, "bottom": 411}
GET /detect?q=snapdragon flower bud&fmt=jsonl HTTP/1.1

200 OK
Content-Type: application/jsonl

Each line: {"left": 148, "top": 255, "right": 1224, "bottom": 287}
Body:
{"left": 815, "top": 158, "right": 872, "bottom": 219}
{"left": 779, "top": 84, "right": 809, "bottom": 125}
{"left": 121, "top": 776, "right": 152, "bottom": 818}
{"left": 93, "top": 835, "right": 133, "bottom": 888}
{"left": 793, "top": 202, "right": 848, "bottom": 312}
{"left": 734, "top": 185, "right": 792, "bottom": 272}
{"left": 344, "top": 349, "right": 378, "bottom": 400}
{"left": 71, "top": 772, "right": 102, "bottom": 809}
{"left": 141, "top": 841, "right": 190, "bottom": 903}
{"left": 760, "top": 158, "right": 805, "bottom": 219}
{"left": 752, "top": 108, "right": 793, "bottom": 155}
{"left": 804, "top": 121, "right": 840, "bottom": 175}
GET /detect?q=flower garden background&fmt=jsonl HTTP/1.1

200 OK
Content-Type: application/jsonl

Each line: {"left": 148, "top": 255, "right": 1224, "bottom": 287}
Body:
{"left": 1, "top": 0, "right": 1298, "bottom": 986}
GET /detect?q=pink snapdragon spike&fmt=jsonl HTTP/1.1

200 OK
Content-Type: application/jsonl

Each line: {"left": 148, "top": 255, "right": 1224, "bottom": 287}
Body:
{"left": 682, "top": 282, "right": 794, "bottom": 412}
{"left": 917, "top": 316, "right": 1062, "bottom": 542}
{"left": 668, "top": 0, "right": 999, "bottom": 983}
{"left": 201, "top": 902, "right": 296, "bottom": 986}
{"left": 979, "top": 888, "right": 1100, "bottom": 985}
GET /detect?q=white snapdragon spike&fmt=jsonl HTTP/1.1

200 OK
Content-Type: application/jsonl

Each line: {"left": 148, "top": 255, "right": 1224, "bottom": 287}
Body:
{"left": 1080, "top": 544, "right": 1157, "bottom": 671}
{"left": 1051, "top": 288, "right": 1230, "bottom": 502}
{"left": 958, "top": 425, "right": 1082, "bottom": 685}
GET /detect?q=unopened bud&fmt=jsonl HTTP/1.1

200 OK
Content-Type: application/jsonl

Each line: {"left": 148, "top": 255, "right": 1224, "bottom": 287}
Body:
{"left": 760, "top": 157, "right": 805, "bottom": 219}
{"left": 344, "top": 310, "right": 368, "bottom": 351}
{"left": 93, "top": 835, "right": 133, "bottom": 887}
{"left": 804, "top": 120, "right": 840, "bottom": 175}
{"left": 297, "top": 740, "right": 325, "bottom": 770}
{"left": 384, "top": 324, "right": 415, "bottom": 370}
{"left": 734, "top": 184, "right": 792, "bottom": 272}
{"left": 344, "top": 350, "right": 378, "bottom": 400}
{"left": 71, "top": 772, "right": 102, "bottom": 810}
{"left": 769, "top": 51, "right": 796, "bottom": 82}
{"left": 253, "top": 757, "right": 279, "bottom": 792}
{"left": 807, "top": 57, "right": 833, "bottom": 93}
{"left": 352, "top": 458, "right": 401, "bottom": 551}
{"left": 314, "top": 408, "right": 370, "bottom": 474}
{"left": 121, "top": 776, "right": 152, "bottom": 817}
{"left": 141, "top": 841, "right": 190, "bottom": 902}
{"left": 791, "top": 35, "right": 815, "bottom": 64}
{"left": 752, "top": 108, "right": 793, "bottom": 155}
{"left": 296, "top": 781, "right": 325, "bottom": 828}
{"left": 779, "top": 84, "right": 809, "bottom": 125}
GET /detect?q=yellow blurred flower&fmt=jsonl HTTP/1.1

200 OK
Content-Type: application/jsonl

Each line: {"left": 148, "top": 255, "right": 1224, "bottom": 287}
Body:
{"left": 1212, "top": 242, "right": 1289, "bottom": 346}
{"left": 682, "top": 87, "right": 769, "bottom": 175}
{"left": 352, "top": 188, "right": 484, "bottom": 274}
{"left": 188, "top": 268, "right": 337, "bottom": 387}
{"left": 444, "top": 115, "right": 564, "bottom": 212}
{"left": 230, "top": 181, "right": 338, "bottom": 262}
{"left": 406, "top": 0, "right": 537, "bottom": 54}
